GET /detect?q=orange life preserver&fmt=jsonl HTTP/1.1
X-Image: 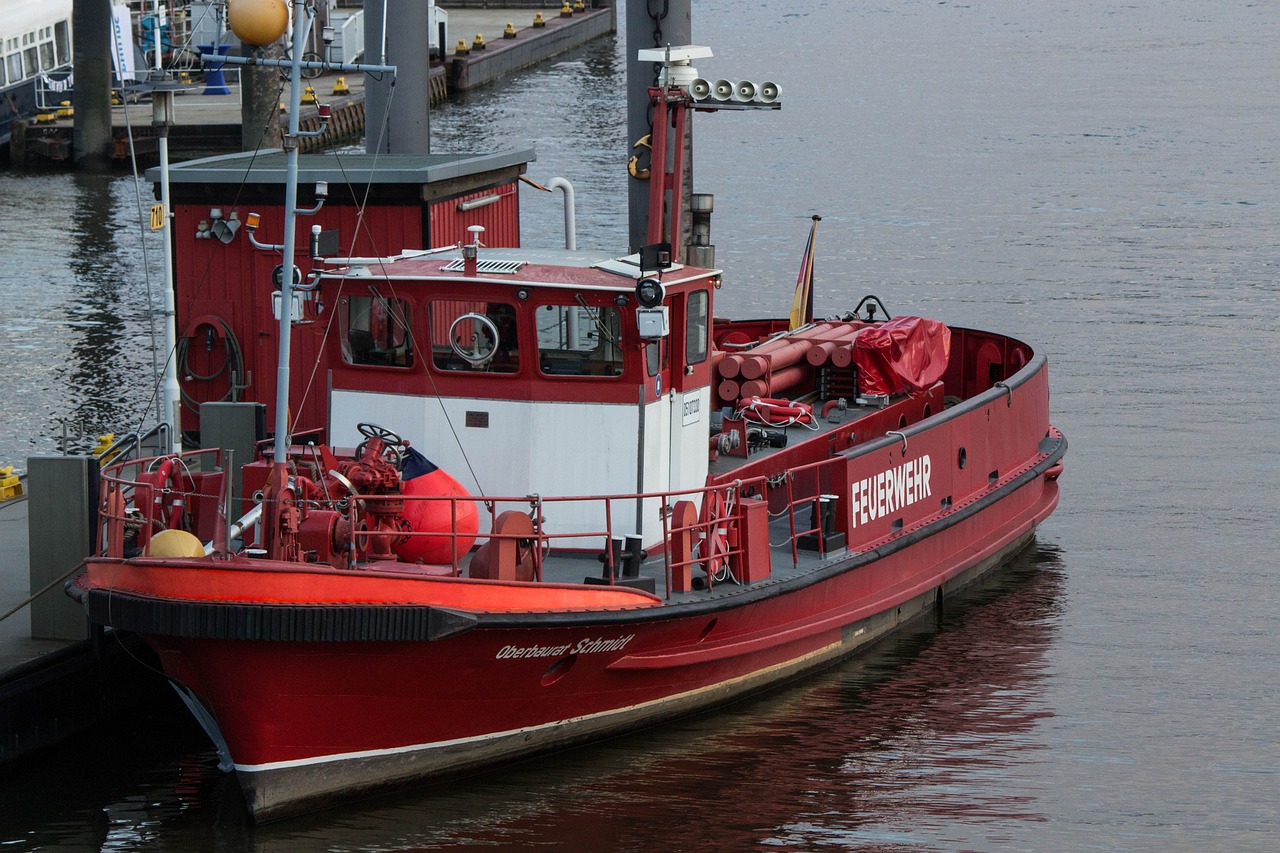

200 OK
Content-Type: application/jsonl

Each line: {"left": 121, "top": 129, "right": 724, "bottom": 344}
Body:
{"left": 139, "top": 457, "right": 185, "bottom": 531}
{"left": 699, "top": 488, "right": 734, "bottom": 582}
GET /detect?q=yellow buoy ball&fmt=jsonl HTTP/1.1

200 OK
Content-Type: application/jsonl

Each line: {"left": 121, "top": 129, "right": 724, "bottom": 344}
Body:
{"left": 146, "top": 529, "right": 206, "bottom": 558}
{"left": 228, "top": 0, "right": 289, "bottom": 47}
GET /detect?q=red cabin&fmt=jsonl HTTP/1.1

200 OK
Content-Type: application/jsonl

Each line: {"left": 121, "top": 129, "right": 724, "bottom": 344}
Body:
{"left": 152, "top": 150, "right": 533, "bottom": 441}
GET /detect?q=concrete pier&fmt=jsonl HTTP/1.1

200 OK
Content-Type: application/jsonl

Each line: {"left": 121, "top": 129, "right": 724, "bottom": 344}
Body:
{"left": 7, "top": 6, "right": 615, "bottom": 168}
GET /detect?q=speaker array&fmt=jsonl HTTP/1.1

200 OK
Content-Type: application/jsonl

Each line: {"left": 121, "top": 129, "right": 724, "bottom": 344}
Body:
{"left": 690, "top": 77, "right": 781, "bottom": 105}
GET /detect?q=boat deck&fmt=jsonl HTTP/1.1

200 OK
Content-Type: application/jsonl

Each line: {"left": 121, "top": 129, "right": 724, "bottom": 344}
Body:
{"left": 441, "top": 404, "right": 873, "bottom": 604}
{"left": 521, "top": 509, "right": 845, "bottom": 603}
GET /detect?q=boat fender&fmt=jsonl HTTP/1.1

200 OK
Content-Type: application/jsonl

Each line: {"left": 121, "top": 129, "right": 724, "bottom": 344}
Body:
{"left": 146, "top": 528, "right": 205, "bottom": 558}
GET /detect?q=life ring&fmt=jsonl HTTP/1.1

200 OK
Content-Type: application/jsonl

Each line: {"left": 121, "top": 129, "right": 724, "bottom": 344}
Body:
{"left": 141, "top": 457, "right": 185, "bottom": 531}
{"left": 449, "top": 312, "right": 500, "bottom": 367}
{"left": 737, "top": 396, "right": 813, "bottom": 426}
{"left": 698, "top": 488, "right": 734, "bottom": 582}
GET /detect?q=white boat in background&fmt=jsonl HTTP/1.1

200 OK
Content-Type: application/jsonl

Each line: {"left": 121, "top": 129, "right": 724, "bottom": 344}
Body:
{"left": 0, "top": 0, "right": 73, "bottom": 146}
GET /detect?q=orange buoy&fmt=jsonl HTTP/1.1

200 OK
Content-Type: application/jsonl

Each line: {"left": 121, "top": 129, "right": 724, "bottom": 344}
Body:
{"left": 394, "top": 449, "right": 479, "bottom": 564}
{"left": 227, "top": 0, "right": 289, "bottom": 47}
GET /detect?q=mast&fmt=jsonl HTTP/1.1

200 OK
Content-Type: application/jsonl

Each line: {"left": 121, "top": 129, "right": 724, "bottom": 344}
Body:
{"left": 154, "top": 5, "right": 183, "bottom": 454}
{"left": 270, "top": 0, "right": 309, "bottom": 466}
{"left": 214, "top": 0, "right": 396, "bottom": 556}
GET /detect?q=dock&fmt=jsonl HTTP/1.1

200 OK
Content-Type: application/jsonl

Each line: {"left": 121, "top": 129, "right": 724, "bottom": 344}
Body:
{"left": 7, "top": 5, "right": 615, "bottom": 167}
{"left": 1, "top": 478, "right": 186, "bottom": 764}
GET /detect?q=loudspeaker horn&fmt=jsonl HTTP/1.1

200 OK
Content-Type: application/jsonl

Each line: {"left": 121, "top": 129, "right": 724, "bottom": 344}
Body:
{"left": 757, "top": 81, "right": 781, "bottom": 104}
{"left": 713, "top": 79, "right": 734, "bottom": 101}
{"left": 690, "top": 77, "right": 712, "bottom": 100}
{"left": 733, "top": 80, "right": 757, "bottom": 102}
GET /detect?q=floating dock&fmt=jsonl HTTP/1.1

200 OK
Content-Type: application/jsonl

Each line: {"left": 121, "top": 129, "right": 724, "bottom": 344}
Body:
{"left": 6, "top": 5, "right": 614, "bottom": 167}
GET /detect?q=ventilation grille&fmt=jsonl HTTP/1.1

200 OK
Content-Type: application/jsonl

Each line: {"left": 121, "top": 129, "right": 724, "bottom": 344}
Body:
{"left": 442, "top": 259, "right": 526, "bottom": 274}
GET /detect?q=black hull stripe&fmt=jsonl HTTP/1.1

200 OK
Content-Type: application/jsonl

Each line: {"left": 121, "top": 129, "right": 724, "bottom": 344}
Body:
{"left": 79, "top": 591, "right": 478, "bottom": 642}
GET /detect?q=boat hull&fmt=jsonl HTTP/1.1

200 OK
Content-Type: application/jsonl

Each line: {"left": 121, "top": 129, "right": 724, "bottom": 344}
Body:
{"left": 107, "top": 468, "right": 1057, "bottom": 820}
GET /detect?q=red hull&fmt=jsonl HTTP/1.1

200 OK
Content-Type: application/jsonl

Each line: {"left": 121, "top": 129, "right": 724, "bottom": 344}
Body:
{"left": 142, "top": 473, "right": 1055, "bottom": 819}
{"left": 76, "top": 358, "right": 1063, "bottom": 818}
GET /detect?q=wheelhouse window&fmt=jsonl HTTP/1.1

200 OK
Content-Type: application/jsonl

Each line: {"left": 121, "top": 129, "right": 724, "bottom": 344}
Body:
{"left": 340, "top": 294, "right": 414, "bottom": 368}
{"left": 54, "top": 23, "right": 69, "bottom": 65}
{"left": 537, "top": 303, "right": 624, "bottom": 377}
{"left": 429, "top": 301, "right": 520, "bottom": 373}
{"left": 686, "top": 290, "right": 709, "bottom": 365}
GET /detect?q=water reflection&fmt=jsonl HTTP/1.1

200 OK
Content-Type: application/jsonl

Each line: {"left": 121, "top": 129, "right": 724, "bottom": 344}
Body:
{"left": 0, "top": 544, "right": 1062, "bottom": 851}
{"left": 59, "top": 172, "right": 138, "bottom": 451}
{"left": 431, "top": 35, "right": 628, "bottom": 253}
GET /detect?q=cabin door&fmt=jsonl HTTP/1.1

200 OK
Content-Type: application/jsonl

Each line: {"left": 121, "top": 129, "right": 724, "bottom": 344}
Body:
{"left": 665, "top": 290, "right": 712, "bottom": 501}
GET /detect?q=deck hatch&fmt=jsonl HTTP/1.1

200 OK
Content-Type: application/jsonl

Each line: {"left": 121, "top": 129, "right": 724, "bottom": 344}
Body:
{"left": 442, "top": 259, "right": 526, "bottom": 274}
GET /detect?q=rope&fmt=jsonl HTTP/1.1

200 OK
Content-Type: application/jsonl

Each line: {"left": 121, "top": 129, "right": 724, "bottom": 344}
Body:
{"left": 0, "top": 562, "right": 85, "bottom": 625}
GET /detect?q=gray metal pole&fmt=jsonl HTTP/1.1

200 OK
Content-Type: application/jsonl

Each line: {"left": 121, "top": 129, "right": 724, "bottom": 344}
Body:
{"left": 364, "top": 0, "right": 430, "bottom": 154}
{"left": 626, "top": 0, "right": 691, "bottom": 255}
{"left": 241, "top": 39, "right": 286, "bottom": 152}
{"left": 271, "top": 0, "right": 312, "bottom": 465}
{"left": 71, "top": 0, "right": 112, "bottom": 170}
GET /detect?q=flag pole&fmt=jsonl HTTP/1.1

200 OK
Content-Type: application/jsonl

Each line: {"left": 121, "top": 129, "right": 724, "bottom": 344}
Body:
{"left": 789, "top": 215, "right": 821, "bottom": 331}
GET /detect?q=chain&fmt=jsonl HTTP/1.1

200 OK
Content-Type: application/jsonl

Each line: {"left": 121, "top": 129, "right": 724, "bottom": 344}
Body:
{"left": 645, "top": 0, "right": 670, "bottom": 143}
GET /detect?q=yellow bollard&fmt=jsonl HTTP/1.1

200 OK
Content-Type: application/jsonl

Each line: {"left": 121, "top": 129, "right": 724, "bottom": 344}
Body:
{"left": 332, "top": 76, "right": 350, "bottom": 95}
{"left": 504, "top": 22, "right": 518, "bottom": 39}
{"left": 532, "top": 12, "right": 546, "bottom": 28}
{"left": 0, "top": 466, "right": 23, "bottom": 501}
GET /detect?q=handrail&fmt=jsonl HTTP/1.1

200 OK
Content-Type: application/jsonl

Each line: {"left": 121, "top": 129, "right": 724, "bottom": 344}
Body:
{"left": 95, "top": 447, "right": 775, "bottom": 597}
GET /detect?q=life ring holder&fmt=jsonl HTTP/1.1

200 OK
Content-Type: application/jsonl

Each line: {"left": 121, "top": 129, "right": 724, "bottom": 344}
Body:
{"left": 449, "top": 313, "right": 500, "bottom": 368}
{"left": 697, "top": 487, "right": 737, "bottom": 585}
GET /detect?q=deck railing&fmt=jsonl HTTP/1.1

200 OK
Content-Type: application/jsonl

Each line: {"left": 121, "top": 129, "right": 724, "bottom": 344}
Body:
{"left": 95, "top": 447, "right": 793, "bottom": 599}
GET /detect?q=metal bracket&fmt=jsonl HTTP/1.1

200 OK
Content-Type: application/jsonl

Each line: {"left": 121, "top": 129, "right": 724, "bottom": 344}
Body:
{"left": 886, "top": 430, "right": 908, "bottom": 455}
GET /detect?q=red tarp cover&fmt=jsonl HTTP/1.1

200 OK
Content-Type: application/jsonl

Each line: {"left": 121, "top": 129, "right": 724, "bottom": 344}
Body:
{"left": 854, "top": 316, "right": 952, "bottom": 396}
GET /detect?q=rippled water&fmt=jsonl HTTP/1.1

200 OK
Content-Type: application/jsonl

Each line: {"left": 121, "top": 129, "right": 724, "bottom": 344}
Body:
{"left": 2, "top": 0, "right": 1278, "bottom": 849}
